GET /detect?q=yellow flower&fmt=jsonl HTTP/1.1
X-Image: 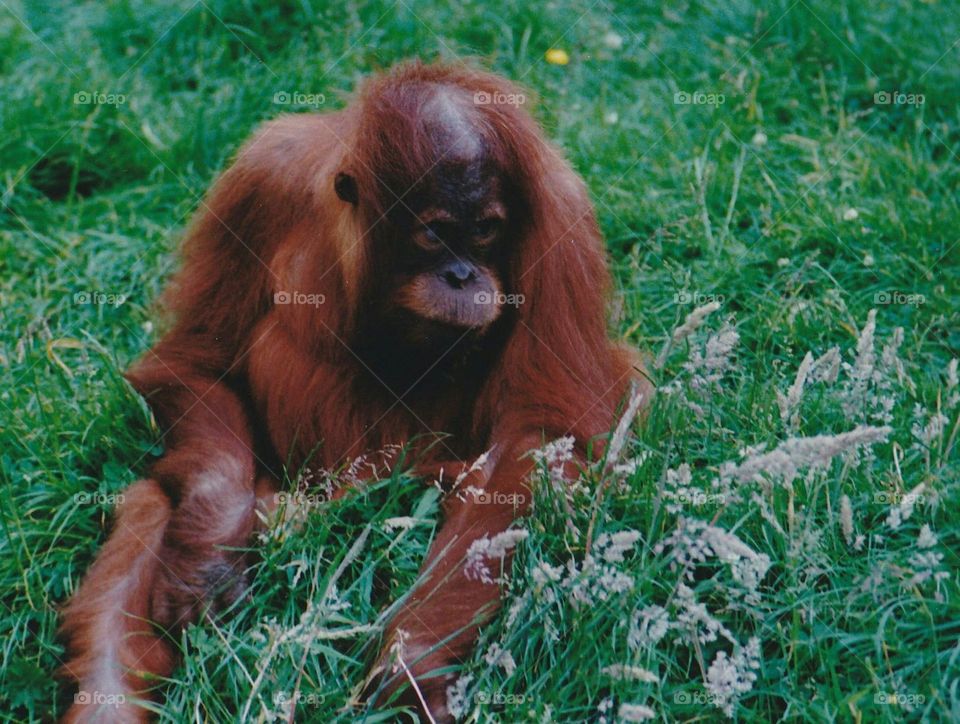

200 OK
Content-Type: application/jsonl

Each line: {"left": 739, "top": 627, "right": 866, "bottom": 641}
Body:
{"left": 545, "top": 48, "right": 570, "bottom": 65}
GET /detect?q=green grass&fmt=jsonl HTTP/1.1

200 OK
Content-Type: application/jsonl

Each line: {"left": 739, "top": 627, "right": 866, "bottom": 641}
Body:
{"left": 1, "top": 0, "right": 959, "bottom": 721}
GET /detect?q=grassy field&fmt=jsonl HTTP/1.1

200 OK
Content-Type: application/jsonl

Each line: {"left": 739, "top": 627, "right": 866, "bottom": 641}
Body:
{"left": 1, "top": 0, "right": 959, "bottom": 721}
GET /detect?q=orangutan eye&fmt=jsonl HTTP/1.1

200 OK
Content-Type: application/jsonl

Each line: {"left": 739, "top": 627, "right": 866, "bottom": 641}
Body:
{"left": 474, "top": 218, "right": 502, "bottom": 244}
{"left": 415, "top": 223, "right": 446, "bottom": 252}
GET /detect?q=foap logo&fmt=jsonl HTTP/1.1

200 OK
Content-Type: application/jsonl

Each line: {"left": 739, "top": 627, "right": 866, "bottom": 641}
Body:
{"left": 874, "top": 692, "right": 925, "bottom": 706}
{"left": 476, "top": 691, "right": 527, "bottom": 705}
{"left": 469, "top": 488, "right": 526, "bottom": 506}
{"left": 75, "top": 492, "right": 125, "bottom": 506}
{"left": 474, "top": 290, "right": 525, "bottom": 307}
{"left": 472, "top": 90, "right": 526, "bottom": 106}
{"left": 73, "top": 90, "right": 127, "bottom": 106}
{"left": 273, "top": 91, "right": 326, "bottom": 107}
{"left": 674, "top": 90, "right": 725, "bottom": 106}
{"left": 874, "top": 91, "right": 924, "bottom": 107}
{"left": 74, "top": 691, "right": 126, "bottom": 708}
{"left": 274, "top": 290, "right": 326, "bottom": 308}
{"left": 873, "top": 290, "right": 925, "bottom": 306}
{"left": 674, "top": 290, "right": 724, "bottom": 305}
{"left": 73, "top": 290, "right": 127, "bottom": 307}
{"left": 273, "top": 491, "right": 329, "bottom": 508}
{"left": 273, "top": 691, "right": 323, "bottom": 706}
{"left": 676, "top": 491, "right": 726, "bottom": 506}
{"left": 674, "top": 691, "right": 723, "bottom": 705}
{"left": 874, "top": 490, "right": 926, "bottom": 506}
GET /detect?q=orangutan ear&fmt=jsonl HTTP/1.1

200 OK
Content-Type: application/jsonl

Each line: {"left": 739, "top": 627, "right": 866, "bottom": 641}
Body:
{"left": 334, "top": 172, "right": 359, "bottom": 205}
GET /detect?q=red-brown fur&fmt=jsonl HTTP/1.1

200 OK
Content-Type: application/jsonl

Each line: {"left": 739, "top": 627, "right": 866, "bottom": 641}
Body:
{"left": 60, "top": 61, "right": 644, "bottom": 722}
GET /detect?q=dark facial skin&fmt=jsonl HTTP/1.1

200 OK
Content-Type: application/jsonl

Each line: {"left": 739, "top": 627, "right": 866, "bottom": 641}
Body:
{"left": 334, "top": 154, "right": 512, "bottom": 395}
{"left": 333, "top": 94, "right": 514, "bottom": 382}
{"left": 396, "top": 155, "right": 508, "bottom": 330}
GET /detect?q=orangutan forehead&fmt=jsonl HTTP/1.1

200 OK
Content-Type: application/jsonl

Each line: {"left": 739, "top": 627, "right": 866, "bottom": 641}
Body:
{"left": 420, "top": 85, "right": 485, "bottom": 162}
{"left": 362, "top": 81, "right": 509, "bottom": 217}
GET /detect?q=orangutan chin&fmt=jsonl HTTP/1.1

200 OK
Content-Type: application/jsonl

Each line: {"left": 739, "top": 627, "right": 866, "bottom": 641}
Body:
{"left": 61, "top": 60, "right": 644, "bottom": 722}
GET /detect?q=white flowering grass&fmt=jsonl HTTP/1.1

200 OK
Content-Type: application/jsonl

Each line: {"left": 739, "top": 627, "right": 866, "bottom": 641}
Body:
{"left": 449, "top": 306, "right": 957, "bottom": 723}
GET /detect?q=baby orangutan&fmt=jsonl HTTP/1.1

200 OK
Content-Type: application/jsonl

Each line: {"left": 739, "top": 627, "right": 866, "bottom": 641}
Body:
{"left": 61, "top": 61, "right": 643, "bottom": 722}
